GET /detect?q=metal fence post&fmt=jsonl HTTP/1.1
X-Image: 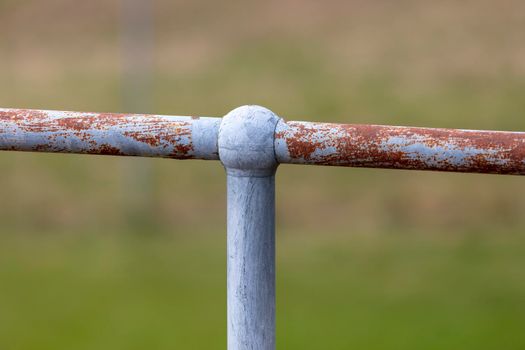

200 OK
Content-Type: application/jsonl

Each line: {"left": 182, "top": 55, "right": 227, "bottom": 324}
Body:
{"left": 219, "top": 106, "right": 280, "bottom": 350}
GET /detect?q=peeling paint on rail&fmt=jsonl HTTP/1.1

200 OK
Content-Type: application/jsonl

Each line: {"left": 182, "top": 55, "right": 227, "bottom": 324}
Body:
{"left": 274, "top": 120, "right": 525, "bottom": 175}
{"left": 0, "top": 108, "right": 220, "bottom": 160}
{"left": 2, "top": 107, "right": 525, "bottom": 175}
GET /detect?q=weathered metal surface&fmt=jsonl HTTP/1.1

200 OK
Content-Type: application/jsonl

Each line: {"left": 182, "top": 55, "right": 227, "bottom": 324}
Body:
{"left": 219, "top": 106, "right": 280, "bottom": 177}
{"left": 227, "top": 174, "right": 275, "bottom": 350}
{"left": 4, "top": 106, "right": 525, "bottom": 175}
{"left": 0, "top": 108, "right": 220, "bottom": 160}
{"left": 275, "top": 120, "right": 525, "bottom": 175}
{"left": 219, "top": 106, "right": 278, "bottom": 350}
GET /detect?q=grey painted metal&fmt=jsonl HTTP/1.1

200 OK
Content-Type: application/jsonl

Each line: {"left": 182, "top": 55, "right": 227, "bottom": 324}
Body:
{"left": 274, "top": 120, "right": 525, "bottom": 175}
{"left": 3, "top": 107, "right": 525, "bottom": 175}
{"left": 0, "top": 109, "right": 220, "bottom": 160}
{"left": 226, "top": 175, "right": 276, "bottom": 350}
{"left": 219, "top": 106, "right": 281, "bottom": 350}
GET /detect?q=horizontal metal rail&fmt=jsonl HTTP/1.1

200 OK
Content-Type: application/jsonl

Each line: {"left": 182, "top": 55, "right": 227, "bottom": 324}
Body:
{"left": 275, "top": 121, "right": 525, "bottom": 175}
{"left": 2, "top": 107, "right": 525, "bottom": 175}
{"left": 0, "top": 108, "right": 220, "bottom": 160}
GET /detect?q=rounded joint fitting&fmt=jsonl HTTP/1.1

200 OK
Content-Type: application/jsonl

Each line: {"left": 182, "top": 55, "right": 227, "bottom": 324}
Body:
{"left": 219, "top": 105, "right": 281, "bottom": 177}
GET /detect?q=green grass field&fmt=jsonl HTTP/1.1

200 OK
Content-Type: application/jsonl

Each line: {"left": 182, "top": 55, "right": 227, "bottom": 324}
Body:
{"left": 1, "top": 0, "right": 525, "bottom": 348}
{"left": 1, "top": 231, "right": 525, "bottom": 349}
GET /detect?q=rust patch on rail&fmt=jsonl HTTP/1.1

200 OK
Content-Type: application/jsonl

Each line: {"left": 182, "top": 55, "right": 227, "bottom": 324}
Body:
{"left": 123, "top": 131, "right": 162, "bottom": 147}
{"left": 172, "top": 143, "right": 193, "bottom": 158}
{"left": 122, "top": 122, "right": 194, "bottom": 158}
{"left": 275, "top": 123, "right": 320, "bottom": 160}
{"left": 96, "top": 144, "right": 125, "bottom": 156}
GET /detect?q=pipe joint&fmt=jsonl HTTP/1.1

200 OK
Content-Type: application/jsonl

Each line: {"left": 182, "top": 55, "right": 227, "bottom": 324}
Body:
{"left": 218, "top": 105, "right": 281, "bottom": 177}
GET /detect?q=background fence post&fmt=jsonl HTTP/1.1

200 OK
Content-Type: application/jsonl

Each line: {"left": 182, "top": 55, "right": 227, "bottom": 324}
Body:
{"left": 219, "top": 106, "right": 281, "bottom": 350}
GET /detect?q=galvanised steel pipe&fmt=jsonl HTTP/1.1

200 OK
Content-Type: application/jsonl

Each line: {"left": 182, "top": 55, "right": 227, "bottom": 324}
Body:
{"left": 219, "top": 106, "right": 279, "bottom": 350}
{"left": 0, "top": 108, "right": 220, "bottom": 160}
{"left": 2, "top": 104, "right": 525, "bottom": 350}
{"left": 275, "top": 120, "right": 525, "bottom": 175}
{"left": 4, "top": 107, "right": 525, "bottom": 175}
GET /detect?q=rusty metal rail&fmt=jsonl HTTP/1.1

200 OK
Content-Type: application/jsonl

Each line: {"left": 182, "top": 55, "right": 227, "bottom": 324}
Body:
{"left": 0, "top": 108, "right": 220, "bottom": 160}
{"left": 2, "top": 107, "right": 525, "bottom": 175}
{"left": 275, "top": 121, "right": 525, "bottom": 175}
{"left": 1, "top": 105, "right": 524, "bottom": 350}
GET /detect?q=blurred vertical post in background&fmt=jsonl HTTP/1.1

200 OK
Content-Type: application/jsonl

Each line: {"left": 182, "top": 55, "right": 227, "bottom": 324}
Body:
{"left": 119, "top": 0, "right": 156, "bottom": 231}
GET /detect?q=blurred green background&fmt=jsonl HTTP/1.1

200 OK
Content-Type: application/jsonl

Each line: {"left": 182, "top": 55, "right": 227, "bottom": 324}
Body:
{"left": 1, "top": 0, "right": 525, "bottom": 349}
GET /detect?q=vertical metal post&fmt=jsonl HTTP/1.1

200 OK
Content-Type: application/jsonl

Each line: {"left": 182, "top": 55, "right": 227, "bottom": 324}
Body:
{"left": 227, "top": 175, "right": 275, "bottom": 350}
{"left": 219, "top": 106, "right": 281, "bottom": 350}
